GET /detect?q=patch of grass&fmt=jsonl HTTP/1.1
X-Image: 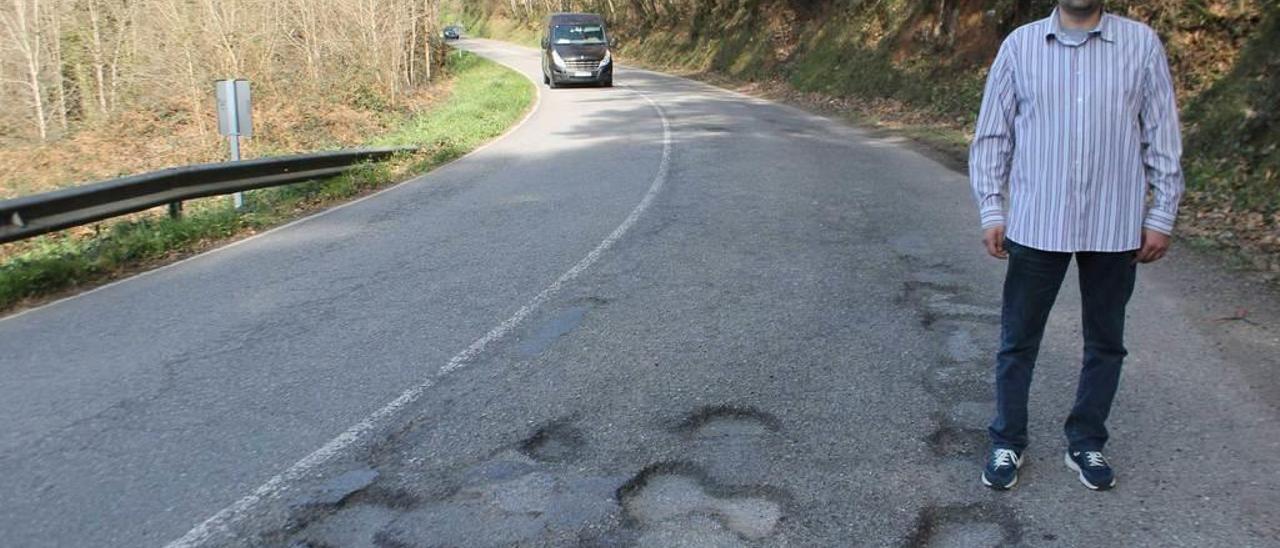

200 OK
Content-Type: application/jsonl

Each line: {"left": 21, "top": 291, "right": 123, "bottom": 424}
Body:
{"left": 374, "top": 50, "right": 534, "bottom": 166}
{"left": 0, "top": 51, "right": 534, "bottom": 313}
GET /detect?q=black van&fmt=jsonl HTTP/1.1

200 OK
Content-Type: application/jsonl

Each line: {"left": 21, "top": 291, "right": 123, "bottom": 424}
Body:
{"left": 541, "top": 13, "right": 613, "bottom": 88}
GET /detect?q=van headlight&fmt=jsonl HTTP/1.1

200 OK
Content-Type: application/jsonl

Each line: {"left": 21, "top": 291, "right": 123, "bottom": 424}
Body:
{"left": 598, "top": 51, "right": 612, "bottom": 69}
{"left": 552, "top": 50, "right": 566, "bottom": 69}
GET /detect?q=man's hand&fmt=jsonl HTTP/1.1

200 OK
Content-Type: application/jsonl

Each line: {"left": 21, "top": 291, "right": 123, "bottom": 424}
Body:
{"left": 983, "top": 225, "right": 1007, "bottom": 259}
{"left": 1136, "top": 229, "right": 1171, "bottom": 263}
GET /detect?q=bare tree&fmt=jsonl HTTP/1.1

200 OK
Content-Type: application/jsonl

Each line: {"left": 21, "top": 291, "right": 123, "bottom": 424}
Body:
{"left": 2, "top": 0, "right": 49, "bottom": 140}
{"left": 46, "top": 0, "right": 66, "bottom": 130}
{"left": 0, "top": 0, "right": 449, "bottom": 143}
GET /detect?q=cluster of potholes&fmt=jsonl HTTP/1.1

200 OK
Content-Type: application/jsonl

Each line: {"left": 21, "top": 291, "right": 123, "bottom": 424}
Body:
{"left": 257, "top": 260, "right": 1034, "bottom": 546}
{"left": 274, "top": 405, "right": 791, "bottom": 547}
{"left": 896, "top": 254, "right": 1024, "bottom": 546}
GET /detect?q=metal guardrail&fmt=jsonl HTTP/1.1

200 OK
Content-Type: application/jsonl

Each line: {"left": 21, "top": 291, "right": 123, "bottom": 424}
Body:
{"left": 0, "top": 147, "right": 415, "bottom": 244}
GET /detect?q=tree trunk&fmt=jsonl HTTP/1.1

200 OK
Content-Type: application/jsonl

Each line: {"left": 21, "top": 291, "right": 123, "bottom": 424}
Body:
{"left": 49, "top": 0, "right": 67, "bottom": 129}
{"left": 88, "top": 0, "right": 108, "bottom": 115}
{"left": 4, "top": 0, "right": 49, "bottom": 140}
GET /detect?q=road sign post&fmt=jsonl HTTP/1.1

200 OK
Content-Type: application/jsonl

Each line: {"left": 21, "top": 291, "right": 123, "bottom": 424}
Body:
{"left": 215, "top": 79, "right": 253, "bottom": 209}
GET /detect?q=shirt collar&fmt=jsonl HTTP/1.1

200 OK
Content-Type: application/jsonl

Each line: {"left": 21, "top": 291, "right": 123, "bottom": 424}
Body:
{"left": 1045, "top": 8, "right": 1115, "bottom": 43}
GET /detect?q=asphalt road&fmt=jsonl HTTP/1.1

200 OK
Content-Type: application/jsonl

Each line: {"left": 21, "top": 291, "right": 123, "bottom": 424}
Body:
{"left": 2, "top": 38, "right": 1278, "bottom": 547}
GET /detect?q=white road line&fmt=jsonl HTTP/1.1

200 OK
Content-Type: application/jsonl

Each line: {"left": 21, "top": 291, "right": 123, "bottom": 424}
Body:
{"left": 0, "top": 44, "right": 543, "bottom": 325}
{"left": 165, "top": 66, "right": 672, "bottom": 547}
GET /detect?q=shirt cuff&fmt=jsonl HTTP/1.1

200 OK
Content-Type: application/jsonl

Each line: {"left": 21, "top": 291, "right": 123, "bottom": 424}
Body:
{"left": 980, "top": 208, "right": 1005, "bottom": 230}
{"left": 1143, "top": 208, "right": 1177, "bottom": 235}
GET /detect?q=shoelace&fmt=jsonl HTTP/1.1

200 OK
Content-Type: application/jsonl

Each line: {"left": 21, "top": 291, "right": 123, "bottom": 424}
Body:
{"left": 1083, "top": 451, "right": 1108, "bottom": 468}
{"left": 992, "top": 448, "right": 1019, "bottom": 469}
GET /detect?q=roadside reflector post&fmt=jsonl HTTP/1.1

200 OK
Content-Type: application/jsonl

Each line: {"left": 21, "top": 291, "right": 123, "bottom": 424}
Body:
{"left": 216, "top": 79, "right": 253, "bottom": 210}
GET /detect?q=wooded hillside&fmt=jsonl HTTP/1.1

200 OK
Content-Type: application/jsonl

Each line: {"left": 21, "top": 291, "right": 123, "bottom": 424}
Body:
{"left": 1, "top": 0, "right": 448, "bottom": 197}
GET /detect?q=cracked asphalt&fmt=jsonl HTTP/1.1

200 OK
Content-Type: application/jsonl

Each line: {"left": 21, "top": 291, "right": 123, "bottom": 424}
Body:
{"left": 1, "top": 39, "right": 1278, "bottom": 547}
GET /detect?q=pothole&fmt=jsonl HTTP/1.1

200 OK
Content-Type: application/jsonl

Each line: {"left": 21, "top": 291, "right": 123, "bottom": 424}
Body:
{"left": 577, "top": 295, "right": 610, "bottom": 306}
{"left": 923, "top": 295, "right": 1000, "bottom": 323}
{"left": 906, "top": 268, "right": 960, "bottom": 287}
{"left": 517, "top": 306, "right": 588, "bottom": 357}
{"left": 285, "top": 504, "right": 400, "bottom": 548}
{"left": 618, "top": 462, "right": 787, "bottom": 541}
{"left": 925, "top": 426, "right": 985, "bottom": 458}
{"left": 675, "top": 404, "right": 782, "bottom": 438}
{"left": 946, "top": 401, "right": 992, "bottom": 431}
{"left": 462, "top": 458, "right": 539, "bottom": 486}
{"left": 899, "top": 280, "right": 1000, "bottom": 329}
{"left": 636, "top": 514, "right": 749, "bottom": 547}
{"left": 290, "top": 468, "right": 380, "bottom": 508}
{"left": 923, "top": 364, "right": 991, "bottom": 400}
{"left": 344, "top": 486, "right": 421, "bottom": 510}
{"left": 905, "top": 503, "right": 1020, "bottom": 547}
{"left": 922, "top": 522, "right": 1005, "bottom": 548}
{"left": 898, "top": 281, "right": 964, "bottom": 307}
{"left": 943, "top": 326, "right": 982, "bottom": 363}
{"left": 519, "top": 420, "right": 586, "bottom": 463}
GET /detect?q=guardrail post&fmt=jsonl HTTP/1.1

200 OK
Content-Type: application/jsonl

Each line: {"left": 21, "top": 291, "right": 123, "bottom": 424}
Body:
{"left": 229, "top": 135, "right": 243, "bottom": 209}
{"left": 217, "top": 79, "right": 253, "bottom": 210}
{"left": 168, "top": 201, "right": 183, "bottom": 219}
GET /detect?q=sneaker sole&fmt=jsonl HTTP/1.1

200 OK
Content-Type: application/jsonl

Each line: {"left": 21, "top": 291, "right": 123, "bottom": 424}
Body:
{"left": 1063, "top": 452, "right": 1116, "bottom": 491}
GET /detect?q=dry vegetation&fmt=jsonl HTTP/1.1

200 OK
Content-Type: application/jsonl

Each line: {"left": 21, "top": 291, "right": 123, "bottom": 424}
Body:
{"left": 0, "top": 0, "right": 450, "bottom": 198}
{"left": 464, "top": 0, "right": 1280, "bottom": 274}
{"left": 0, "top": 50, "right": 533, "bottom": 312}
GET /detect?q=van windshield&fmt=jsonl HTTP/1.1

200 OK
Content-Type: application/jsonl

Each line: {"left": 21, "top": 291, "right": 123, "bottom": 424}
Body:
{"left": 552, "top": 25, "right": 606, "bottom": 45}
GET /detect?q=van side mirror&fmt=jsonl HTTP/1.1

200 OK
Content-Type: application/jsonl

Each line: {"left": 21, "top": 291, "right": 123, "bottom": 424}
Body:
{"left": 608, "top": 37, "right": 617, "bottom": 47}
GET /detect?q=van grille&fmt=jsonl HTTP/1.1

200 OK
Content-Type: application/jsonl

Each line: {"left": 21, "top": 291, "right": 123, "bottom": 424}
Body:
{"left": 564, "top": 59, "right": 598, "bottom": 72}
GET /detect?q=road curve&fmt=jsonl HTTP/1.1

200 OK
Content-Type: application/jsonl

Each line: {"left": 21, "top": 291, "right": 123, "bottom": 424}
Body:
{"left": 1, "top": 40, "right": 666, "bottom": 546}
{"left": 2, "top": 38, "right": 1278, "bottom": 547}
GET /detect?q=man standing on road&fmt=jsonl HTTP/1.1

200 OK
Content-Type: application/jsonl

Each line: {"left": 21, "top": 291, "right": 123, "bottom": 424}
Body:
{"left": 969, "top": 0, "right": 1184, "bottom": 491}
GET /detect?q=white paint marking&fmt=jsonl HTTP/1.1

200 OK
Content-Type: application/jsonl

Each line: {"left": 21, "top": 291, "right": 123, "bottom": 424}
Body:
{"left": 0, "top": 44, "right": 543, "bottom": 325}
{"left": 165, "top": 62, "right": 672, "bottom": 547}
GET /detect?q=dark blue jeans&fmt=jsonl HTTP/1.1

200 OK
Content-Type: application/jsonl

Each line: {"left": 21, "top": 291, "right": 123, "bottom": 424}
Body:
{"left": 989, "top": 239, "right": 1137, "bottom": 452}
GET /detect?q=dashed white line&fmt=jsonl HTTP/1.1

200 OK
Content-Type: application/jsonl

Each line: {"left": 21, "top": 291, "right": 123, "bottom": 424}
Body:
{"left": 165, "top": 57, "right": 672, "bottom": 548}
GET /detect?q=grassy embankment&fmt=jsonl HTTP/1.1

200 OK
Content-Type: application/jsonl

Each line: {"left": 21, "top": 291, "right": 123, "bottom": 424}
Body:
{"left": 0, "top": 52, "right": 534, "bottom": 313}
{"left": 456, "top": 9, "right": 541, "bottom": 48}
{"left": 462, "top": 0, "right": 1279, "bottom": 275}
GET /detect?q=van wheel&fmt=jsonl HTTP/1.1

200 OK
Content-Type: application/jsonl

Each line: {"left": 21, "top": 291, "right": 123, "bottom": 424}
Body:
{"left": 601, "top": 78, "right": 613, "bottom": 88}
{"left": 543, "top": 73, "right": 550, "bottom": 85}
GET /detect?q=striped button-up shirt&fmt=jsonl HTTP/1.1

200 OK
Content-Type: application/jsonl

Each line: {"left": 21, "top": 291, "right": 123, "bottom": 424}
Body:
{"left": 969, "top": 10, "right": 1184, "bottom": 252}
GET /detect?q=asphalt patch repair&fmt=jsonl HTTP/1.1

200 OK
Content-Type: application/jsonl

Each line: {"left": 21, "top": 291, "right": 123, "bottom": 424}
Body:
{"left": 519, "top": 419, "right": 587, "bottom": 463}
{"left": 925, "top": 424, "right": 986, "bottom": 459}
